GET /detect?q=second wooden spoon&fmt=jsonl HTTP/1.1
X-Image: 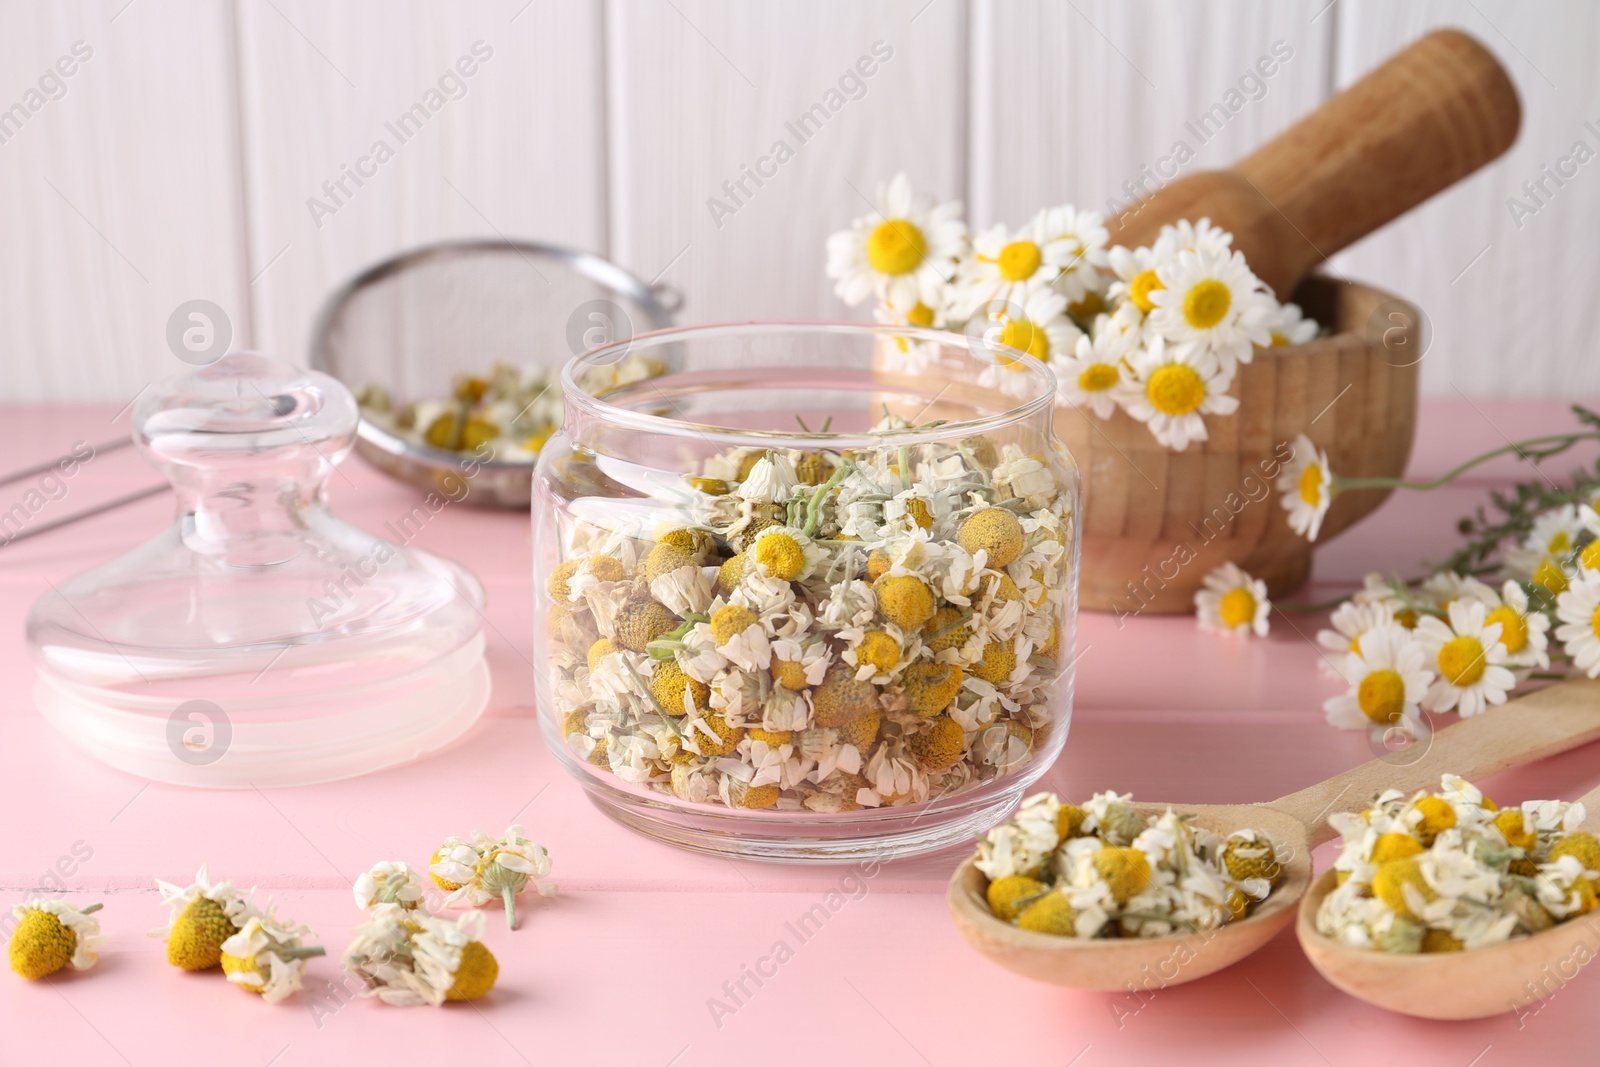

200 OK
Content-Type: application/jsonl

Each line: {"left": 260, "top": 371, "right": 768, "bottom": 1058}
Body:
{"left": 948, "top": 679, "right": 1600, "bottom": 990}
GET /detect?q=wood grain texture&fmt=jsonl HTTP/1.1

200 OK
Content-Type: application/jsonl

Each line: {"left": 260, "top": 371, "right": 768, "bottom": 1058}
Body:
{"left": 233, "top": 0, "right": 608, "bottom": 363}
{"left": 1060, "top": 277, "right": 1420, "bottom": 615}
{"left": 0, "top": 0, "right": 251, "bottom": 402}
{"left": 1326, "top": 0, "right": 1600, "bottom": 398}
{"left": 604, "top": 0, "right": 969, "bottom": 325}
{"left": 1110, "top": 29, "right": 1521, "bottom": 297}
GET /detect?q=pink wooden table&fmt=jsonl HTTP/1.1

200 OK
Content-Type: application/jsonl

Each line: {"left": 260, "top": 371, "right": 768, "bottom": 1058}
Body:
{"left": 1, "top": 400, "right": 1595, "bottom": 1066}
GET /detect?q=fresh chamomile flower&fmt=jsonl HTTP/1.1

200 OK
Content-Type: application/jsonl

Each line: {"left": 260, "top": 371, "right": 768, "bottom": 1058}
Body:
{"left": 152, "top": 864, "right": 256, "bottom": 971}
{"left": 1105, "top": 242, "right": 1167, "bottom": 318}
{"left": 219, "top": 908, "right": 324, "bottom": 1003}
{"left": 1477, "top": 579, "right": 1551, "bottom": 671}
{"left": 1146, "top": 246, "right": 1275, "bottom": 373}
{"left": 1194, "top": 562, "right": 1270, "bottom": 637}
{"left": 1055, "top": 321, "right": 1132, "bottom": 418}
{"left": 354, "top": 862, "right": 426, "bottom": 912}
{"left": 1417, "top": 570, "right": 1497, "bottom": 612}
{"left": 1323, "top": 624, "right": 1433, "bottom": 730}
{"left": 1038, "top": 205, "right": 1111, "bottom": 289}
{"left": 1118, "top": 335, "right": 1239, "bottom": 451}
{"left": 1554, "top": 569, "right": 1600, "bottom": 677}
{"left": 1504, "top": 504, "right": 1582, "bottom": 588}
{"left": 826, "top": 172, "right": 966, "bottom": 308}
{"left": 1316, "top": 599, "right": 1397, "bottom": 674}
{"left": 1277, "top": 433, "right": 1333, "bottom": 541}
{"left": 1352, "top": 572, "right": 1419, "bottom": 624}
{"left": 431, "top": 826, "right": 555, "bottom": 929}
{"left": 1575, "top": 504, "right": 1600, "bottom": 573}
{"left": 1268, "top": 302, "right": 1320, "bottom": 347}
{"left": 973, "top": 288, "right": 1083, "bottom": 400}
{"left": 8, "top": 899, "right": 105, "bottom": 979}
{"left": 1154, "top": 217, "right": 1234, "bottom": 259}
{"left": 954, "top": 205, "right": 1106, "bottom": 318}
{"left": 1414, "top": 599, "right": 1516, "bottom": 717}
{"left": 873, "top": 288, "right": 946, "bottom": 374}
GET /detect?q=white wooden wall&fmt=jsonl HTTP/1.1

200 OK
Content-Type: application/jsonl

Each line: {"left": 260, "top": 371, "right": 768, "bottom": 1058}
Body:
{"left": 2, "top": 0, "right": 1596, "bottom": 402}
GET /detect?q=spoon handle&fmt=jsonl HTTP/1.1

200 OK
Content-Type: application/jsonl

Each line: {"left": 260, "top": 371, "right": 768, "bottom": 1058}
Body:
{"left": 1270, "top": 678, "right": 1600, "bottom": 846}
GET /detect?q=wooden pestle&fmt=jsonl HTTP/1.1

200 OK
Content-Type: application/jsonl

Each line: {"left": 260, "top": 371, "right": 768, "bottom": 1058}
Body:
{"left": 1108, "top": 29, "right": 1522, "bottom": 298}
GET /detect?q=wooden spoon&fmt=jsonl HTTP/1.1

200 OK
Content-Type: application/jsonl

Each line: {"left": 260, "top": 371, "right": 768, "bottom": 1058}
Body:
{"left": 947, "top": 679, "right": 1600, "bottom": 991}
{"left": 1108, "top": 28, "right": 1521, "bottom": 298}
{"left": 1297, "top": 777, "right": 1600, "bottom": 1020}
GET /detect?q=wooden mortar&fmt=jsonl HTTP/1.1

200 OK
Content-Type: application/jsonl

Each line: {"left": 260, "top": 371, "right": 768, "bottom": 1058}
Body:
{"left": 1070, "top": 29, "right": 1519, "bottom": 613}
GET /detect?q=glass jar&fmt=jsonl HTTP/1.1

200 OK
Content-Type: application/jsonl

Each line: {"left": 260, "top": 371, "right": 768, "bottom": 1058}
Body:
{"left": 532, "top": 323, "right": 1080, "bottom": 861}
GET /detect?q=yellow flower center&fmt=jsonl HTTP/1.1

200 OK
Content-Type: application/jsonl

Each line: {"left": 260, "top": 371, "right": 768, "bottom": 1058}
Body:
{"left": 1129, "top": 269, "right": 1163, "bottom": 313}
{"left": 1591, "top": 605, "right": 1600, "bottom": 641}
{"left": 445, "top": 940, "right": 499, "bottom": 1001}
{"left": 1484, "top": 605, "right": 1527, "bottom": 653}
{"left": 997, "top": 240, "right": 1043, "bottom": 281}
{"left": 999, "top": 318, "right": 1049, "bottom": 362}
{"left": 1145, "top": 364, "right": 1206, "bottom": 416}
{"left": 1550, "top": 531, "right": 1573, "bottom": 555}
{"left": 1182, "top": 279, "right": 1232, "bottom": 329}
{"left": 1533, "top": 560, "right": 1569, "bottom": 594}
{"left": 1069, "top": 291, "right": 1105, "bottom": 319}
{"left": 1298, "top": 463, "right": 1324, "bottom": 505}
{"left": 1413, "top": 795, "right": 1456, "bottom": 842}
{"left": 710, "top": 604, "right": 759, "bottom": 645}
{"left": 866, "top": 219, "right": 927, "bottom": 276}
{"left": 857, "top": 630, "right": 901, "bottom": 671}
{"left": 1218, "top": 587, "right": 1257, "bottom": 629}
{"left": 753, "top": 532, "right": 806, "bottom": 581}
{"left": 906, "top": 301, "right": 936, "bottom": 327}
{"left": 1357, "top": 668, "right": 1407, "bottom": 724}
{"left": 1580, "top": 540, "right": 1600, "bottom": 572}
{"left": 771, "top": 659, "right": 808, "bottom": 690}
{"left": 1270, "top": 331, "right": 1290, "bottom": 347}
{"left": 8, "top": 910, "right": 77, "bottom": 980}
{"left": 1437, "top": 635, "right": 1486, "bottom": 687}
{"left": 1077, "top": 362, "right": 1119, "bottom": 392}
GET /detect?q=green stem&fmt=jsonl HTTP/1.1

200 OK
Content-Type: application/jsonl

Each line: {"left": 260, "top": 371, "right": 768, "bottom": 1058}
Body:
{"left": 1334, "top": 433, "right": 1600, "bottom": 493}
{"left": 503, "top": 885, "right": 519, "bottom": 931}
{"left": 803, "top": 461, "right": 855, "bottom": 538}
{"left": 278, "top": 945, "right": 326, "bottom": 960}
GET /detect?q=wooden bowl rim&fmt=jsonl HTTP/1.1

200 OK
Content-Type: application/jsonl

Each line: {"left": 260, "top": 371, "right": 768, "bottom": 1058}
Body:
{"left": 1296, "top": 865, "right": 1600, "bottom": 974}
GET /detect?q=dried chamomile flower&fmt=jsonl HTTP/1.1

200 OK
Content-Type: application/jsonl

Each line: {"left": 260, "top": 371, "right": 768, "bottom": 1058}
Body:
{"left": 1317, "top": 774, "right": 1599, "bottom": 952}
{"left": 343, "top": 906, "right": 499, "bottom": 1007}
{"left": 220, "top": 907, "right": 325, "bottom": 1003}
{"left": 8, "top": 899, "right": 105, "bottom": 979}
{"left": 353, "top": 861, "right": 426, "bottom": 912}
{"left": 545, "top": 416, "right": 1070, "bottom": 815}
{"left": 976, "top": 791, "right": 1282, "bottom": 938}
{"left": 152, "top": 865, "right": 255, "bottom": 971}
{"left": 429, "top": 825, "right": 555, "bottom": 930}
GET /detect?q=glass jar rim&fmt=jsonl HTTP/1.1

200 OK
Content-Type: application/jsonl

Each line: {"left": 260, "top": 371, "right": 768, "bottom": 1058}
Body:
{"left": 562, "top": 320, "right": 1057, "bottom": 449}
